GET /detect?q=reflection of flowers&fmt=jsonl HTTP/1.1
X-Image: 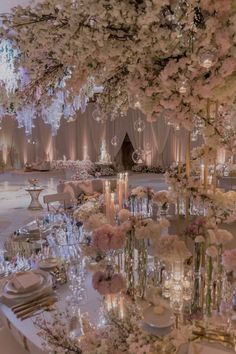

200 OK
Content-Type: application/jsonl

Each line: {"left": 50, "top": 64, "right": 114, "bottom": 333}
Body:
{"left": 92, "top": 271, "right": 125, "bottom": 295}
{"left": 92, "top": 224, "right": 125, "bottom": 251}
{"left": 222, "top": 249, "right": 236, "bottom": 272}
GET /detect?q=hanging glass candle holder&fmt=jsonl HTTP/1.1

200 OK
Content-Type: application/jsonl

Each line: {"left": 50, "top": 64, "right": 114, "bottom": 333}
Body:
{"left": 191, "top": 132, "right": 198, "bottom": 142}
{"left": 177, "top": 78, "right": 190, "bottom": 94}
{"left": 144, "top": 142, "right": 152, "bottom": 156}
{"left": 111, "top": 135, "right": 119, "bottom": 147}
{"left": 198, "top": 48, "right": 217, "bottom": 69}
{"left": 92, "top": 108, "right": 105, "bottom": 123}
{"left": 132, "top": 148, "right": 144, "bottom": 164}
{"left": 134, "top": 118, "right": 145, "bottom": 133}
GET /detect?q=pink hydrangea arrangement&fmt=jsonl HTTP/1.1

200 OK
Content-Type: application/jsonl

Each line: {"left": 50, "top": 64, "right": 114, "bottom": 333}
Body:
{"left": 92, "top": 224, "right": 126, "bottom": 252}
{"left": 92, "top": 271, "right": 126, "bottom": 295}
{"left": 222, "top": 249, "right": 236, "bottom": 273}
{"left": 153, "top": 190, "right": 172, "bottom": 205}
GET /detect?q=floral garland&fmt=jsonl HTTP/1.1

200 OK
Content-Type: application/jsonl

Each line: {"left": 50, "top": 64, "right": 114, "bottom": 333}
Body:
{"left": 1, "top": 0, "right": 236, "bottom": 144}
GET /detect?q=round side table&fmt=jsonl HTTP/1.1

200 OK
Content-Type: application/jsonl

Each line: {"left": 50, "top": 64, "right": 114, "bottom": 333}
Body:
{"left": 25, "top": 187, "right": 44, "bottom": 210}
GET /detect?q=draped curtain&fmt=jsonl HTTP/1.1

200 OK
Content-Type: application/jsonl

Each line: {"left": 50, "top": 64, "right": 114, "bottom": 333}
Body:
{"left": 0, "top": 103, "right": 189, "bottom": 168}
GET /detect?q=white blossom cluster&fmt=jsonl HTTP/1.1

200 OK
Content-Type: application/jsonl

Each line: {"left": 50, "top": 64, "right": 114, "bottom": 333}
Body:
{"left": 0, "top": 0, "right": 236, "bottom": 143}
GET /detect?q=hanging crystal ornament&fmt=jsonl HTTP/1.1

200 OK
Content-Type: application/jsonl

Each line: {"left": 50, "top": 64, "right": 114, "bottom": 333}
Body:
{"left": 42, "top": 91, "right": 64, "bottom": 136}
{"left": 175, "top": 124, "right": 180, "bottom": 131}
{"left": 16, "top": 104, "right": 36, "bottom": 135}
{"left": 191, "top": 132, "right": 198, "bottom": 142}
{"left": 92, "top": 108, "right": 103, "bottom": 122}
{"left": 0, "top": 40, "right": 19, "bottom": 95}
{"left": 145, "top": 142, "right": 152, "bottom": 156}
{"left": 177, "top": 78, "right": 190, "bottom": 94}
{"left": 163, "top": 109, "right": 176, "bottom": 126}
{"left": 198, "top": 48, "right": 217, "bottom": 69}
{"left": 111, "top": 135, "right": 119, "bottom": 147}
{"left": 134, "top": 118, "right": 145, "bottom": 133}
{"left": 132, "top": 148, "right": 145, "bottom": 164}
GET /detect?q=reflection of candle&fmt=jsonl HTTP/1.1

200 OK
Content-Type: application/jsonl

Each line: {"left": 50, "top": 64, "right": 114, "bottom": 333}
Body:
{"left": 110, "top": 192, "right": 115, "bottom": 224}
{"left": 208, "top": 175, "right": 212, "bottom": 185}
{"left": 178, "top": 160, "right": 181, "bottom": 174}
{"left": 200, "top": 164, "right": 204, "bottom": 184}
{"left": 119, "top": 295, "right": 124, "bottom": 319}
{"left": 204, "top": 161, "right": 208, "bottom": 188}
{"left": 105, "top": 180, "right": 110, "bottom": 220}
{"left": 124, "top": 172, "right": 129, "bottom": 200}
{"left": 117, "top": 173, "right": 123, "bottom": 210}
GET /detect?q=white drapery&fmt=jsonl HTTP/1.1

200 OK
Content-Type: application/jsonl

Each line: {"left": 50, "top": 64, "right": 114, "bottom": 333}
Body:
{"left": 0, "top": 103, "right": 188, "bottom": 168}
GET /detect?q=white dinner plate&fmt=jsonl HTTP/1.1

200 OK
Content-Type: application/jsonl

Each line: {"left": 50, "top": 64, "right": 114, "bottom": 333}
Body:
{"left": 5, "top": 272, "right": 44, "bottom": 294}
{"left": 1, "top": 270, "right": 52, "bottom": 306}
{"left": 38, "top": 258, "right": 59, "bottom": 270}
{"left": 143, "top": 305, "right": 174, "bottom": 328}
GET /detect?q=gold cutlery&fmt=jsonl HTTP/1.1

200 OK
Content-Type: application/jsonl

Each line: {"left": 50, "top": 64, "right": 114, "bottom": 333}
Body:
{"left": 12, "top": 290, "right": 54, "bottom": 311}
{"left": 16, "top": 297, "right": 58, "bottom": 320}
{"left": 192, "top": 330, "right": 234, "bottom": 348}
{"left": 13, "top": 294, "right": 56, "bottom": 314}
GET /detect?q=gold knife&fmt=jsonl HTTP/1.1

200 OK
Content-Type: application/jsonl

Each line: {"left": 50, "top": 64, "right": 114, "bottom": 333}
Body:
{"left": 13, "top": 294, "right": 56, "bottom": 314}
{"left": 12, "top": 290, "right": 54, "bottom": 311}
{"left": 17, "top": 297, "right": 58, "bottom": 319}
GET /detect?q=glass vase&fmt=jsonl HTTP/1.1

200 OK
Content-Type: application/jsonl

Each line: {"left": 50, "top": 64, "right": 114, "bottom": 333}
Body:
{"left": 170, "top": 260, "right": 184, "bottom": 315}
{"left": 137, "top": 239, "right": 147, "bottom": 298}
{"left": 152, "top": 256, "right": 163, "bottom": 287}
{"left": 191, "top": 241, "right": 205, "bottom": 316}
{"left": 125, "top": 229, "right": 135, "bottom": 298}
{"left": 205, "top": 255, "right": 214, "bottom": 318}
{"left": 215, "top": 244, "right": 223, "bottom": 312}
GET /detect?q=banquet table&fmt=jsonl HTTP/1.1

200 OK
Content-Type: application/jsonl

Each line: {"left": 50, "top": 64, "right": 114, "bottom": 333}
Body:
{"left": 0, "top": 214, "right": 236, "bottom": 354}
{"left": 0, "top": 274, "right": 102, "bottom": 354}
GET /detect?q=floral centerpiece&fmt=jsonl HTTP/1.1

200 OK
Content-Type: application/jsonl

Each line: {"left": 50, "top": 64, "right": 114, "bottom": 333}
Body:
{"left": 92, "top": 224, "right": 126, "bottom": 252}
{"left": 73, "top": 201, "right": 100, "bottom": 224}
{"left": 28, "top": 178, "right": 39, "bottom": 187}
{"left": 92, "top": 270, "right": 125, "bottom": 295}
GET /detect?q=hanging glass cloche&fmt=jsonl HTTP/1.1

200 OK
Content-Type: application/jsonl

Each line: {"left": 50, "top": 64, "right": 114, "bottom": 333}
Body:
{"left": 134, "top": 118, "right": 145, "bottom": 133}
{"left": 92, "top": 108, "right": 105, "bottom": 123}
{"left": 177, "top": 78, "right": 190, "bottom": 94}
{"left": 132, "top": 148, "right": 145, "bottom": 164}
{"left": 198, "top": 48, "right": 217, "bottom": 69}
{"left": 111, "top": 135, "right": 119, "bottom": 147}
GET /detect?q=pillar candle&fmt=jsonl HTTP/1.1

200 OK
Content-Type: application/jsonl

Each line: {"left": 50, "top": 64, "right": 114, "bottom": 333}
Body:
{"left": 110, "top": 192, "right": 115, "bottom": 224}
{"left": 105, "top": 180, "right": 110, "bottom": 220}
{"left": 200, "top": 164, "right": 204, "bottom": 184}
{"left": 117, "top": 173, "right": 123, "bottom": 210}
{"left": 124, "top": 172, "right": 129, "bottom": 201}
{"left": 204, "top": 156, "right": 208, "bottom": 189}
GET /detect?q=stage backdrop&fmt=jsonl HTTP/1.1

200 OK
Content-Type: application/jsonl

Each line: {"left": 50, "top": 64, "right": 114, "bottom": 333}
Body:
{"left": 0, "top": 103, "right": 192, "bottom": 168}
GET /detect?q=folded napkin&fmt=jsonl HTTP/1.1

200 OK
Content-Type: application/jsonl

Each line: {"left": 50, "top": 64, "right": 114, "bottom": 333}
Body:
{"left": 188, "top": 342, "right": 231, "bottom": 354}
{"left": 12, "top": 271, "right": 40, "bottom": 292}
